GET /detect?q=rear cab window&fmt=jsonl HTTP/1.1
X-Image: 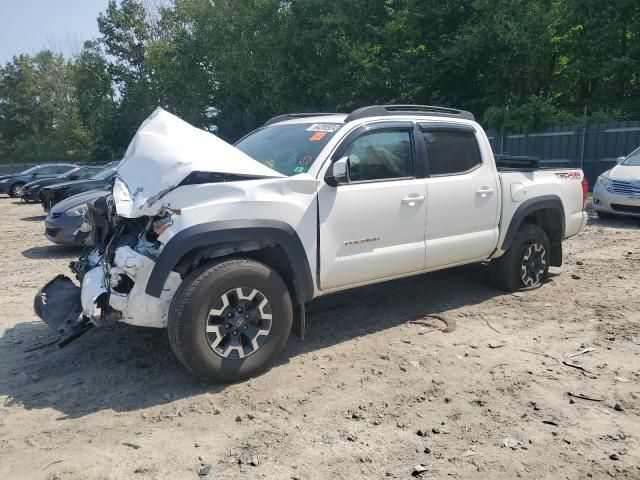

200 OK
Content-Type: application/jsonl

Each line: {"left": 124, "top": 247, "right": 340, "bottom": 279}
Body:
{"left": 235, "top": 123, "right": 342, "bottom": 176}
{"left": 421, "top": 128, "right": 482, "bottom": 176}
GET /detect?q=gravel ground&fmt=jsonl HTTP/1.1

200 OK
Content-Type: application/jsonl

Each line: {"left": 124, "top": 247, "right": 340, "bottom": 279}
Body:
{"left": 0, "top": 197, "right": 639, "bottom": 480}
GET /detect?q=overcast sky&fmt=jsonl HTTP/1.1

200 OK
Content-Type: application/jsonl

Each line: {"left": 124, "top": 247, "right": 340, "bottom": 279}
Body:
{"left": 0, "top": 0, "right": 112, "bottom": 64}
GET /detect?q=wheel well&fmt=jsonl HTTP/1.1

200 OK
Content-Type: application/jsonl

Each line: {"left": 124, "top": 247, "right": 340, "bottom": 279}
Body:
{"left": 174, "top": 240, "right": 303, "bottom": 309}
{"left": 522, "top": 207, "right": 563, "bottom": 266}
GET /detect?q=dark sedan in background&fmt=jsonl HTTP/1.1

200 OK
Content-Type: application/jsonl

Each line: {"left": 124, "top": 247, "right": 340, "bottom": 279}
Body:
{"left": 21, "top": 165, "right": 105, "bottom": 203}
{"left": 0, "top": 164, "right": 77, "bottom": 197}
{"left": 41, "top": 168, "right": 116, "bottom": 212}
{"left": 44, "top": 189, "right": 104, "bottom": 246}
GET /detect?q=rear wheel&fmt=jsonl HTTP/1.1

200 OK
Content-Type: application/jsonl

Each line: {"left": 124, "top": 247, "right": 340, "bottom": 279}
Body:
{"left": 490, "top": 223, "right": 550, "bottom": 292}
{"left": 168, "top": 258, "right": 293, "bottom": 382}
{"left": 9, "top": 183, "right": 25, "bottom": 198}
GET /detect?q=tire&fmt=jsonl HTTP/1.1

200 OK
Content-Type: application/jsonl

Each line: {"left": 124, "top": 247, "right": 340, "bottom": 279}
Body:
{"left": 9, "top": 183, "right": 25, "bottom": 198}
{"left": 168, "top": 258, "right": 293, "bottom": 382}
{"left": 490, "top": 223, "right": 551, "bottom": 292}
{"left": 596, "top": 211, "right": 616, "bottom": 219}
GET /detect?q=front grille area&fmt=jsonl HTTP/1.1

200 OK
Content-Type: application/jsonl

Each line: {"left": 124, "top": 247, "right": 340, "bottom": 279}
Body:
{"left": 611, "top": 180, "right": 640, "bottom": 197}
{"left": 611, "top": 204, "right": 640, "bottom": 214}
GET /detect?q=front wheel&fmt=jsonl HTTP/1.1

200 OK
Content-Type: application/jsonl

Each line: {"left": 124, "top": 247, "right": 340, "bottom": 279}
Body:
{"left": 9, "top": 183, "right": 25, "bottom": 198}
{"left": 168, "top": 258, "right": 293, "bottom": 382}
{"left": 490, "top": 223, "right": 551, "bottom": 292}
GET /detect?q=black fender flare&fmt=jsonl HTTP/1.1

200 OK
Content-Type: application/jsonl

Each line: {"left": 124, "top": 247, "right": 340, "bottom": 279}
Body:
{"left": 145, "top": 220, "right": 315, "bottom": 304}
{"left": 500, "top": 195, "right": 565, "bottom": 260}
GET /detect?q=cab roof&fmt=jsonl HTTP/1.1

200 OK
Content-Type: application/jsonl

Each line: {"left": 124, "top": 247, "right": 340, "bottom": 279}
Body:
{"left": 263, "top": 105, "right": 474, "bottom": 127}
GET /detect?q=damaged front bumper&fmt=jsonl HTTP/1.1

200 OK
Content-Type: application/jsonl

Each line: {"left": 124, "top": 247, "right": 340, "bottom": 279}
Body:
{"left": 34, "top": 196, "right": 183, "bottom": 345}
{"left": 80, "top": 245, "right": 181, "bottom": 328}
{"left": 33, "top": 275, "right": 93, "bottom": 347}
{"left": 34, "top": 244, "right": 181, "bottom": 343}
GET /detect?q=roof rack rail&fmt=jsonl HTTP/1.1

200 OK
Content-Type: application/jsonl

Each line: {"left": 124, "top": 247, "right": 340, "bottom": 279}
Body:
{"left": 344, "top": 105, "right": 475, "bottom": 123}
{"left": 263, "top": 112, "right": 344, "bottom": 127}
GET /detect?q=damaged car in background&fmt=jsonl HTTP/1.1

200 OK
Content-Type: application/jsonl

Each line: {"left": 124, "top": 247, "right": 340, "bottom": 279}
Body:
{"left": 44, "top": 189, "right": 106, "bottom": 246}
{"left": 36, "top": 106, "right": 588, "bottom": 382}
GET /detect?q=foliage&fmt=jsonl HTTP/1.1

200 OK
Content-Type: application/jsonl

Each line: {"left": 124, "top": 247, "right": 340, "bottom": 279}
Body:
{"left": 1, "top": 0, "right": 639, "bottom": 161}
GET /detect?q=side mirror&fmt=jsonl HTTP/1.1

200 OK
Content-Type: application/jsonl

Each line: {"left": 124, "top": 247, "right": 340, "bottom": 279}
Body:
{"left": 616, "top": 156, "right": 626, "bottom": 164}
{"left": 325, "top": 156, "right": 350, "bottom": 187}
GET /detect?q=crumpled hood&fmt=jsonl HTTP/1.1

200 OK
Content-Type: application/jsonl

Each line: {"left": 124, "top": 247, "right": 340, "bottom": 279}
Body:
{"left": 609, "top": 164, "right": 640, "bottom": 181}
{"left": 114, "top": 108, "right": 284, "bottom": 217}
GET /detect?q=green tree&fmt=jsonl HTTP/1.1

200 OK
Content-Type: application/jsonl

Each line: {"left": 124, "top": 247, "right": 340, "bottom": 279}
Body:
{"left": 0, "top": 51, "right": 90, "bottom": 161}
{"left": 74, "top": 41, "right": 118, "bottom": 160}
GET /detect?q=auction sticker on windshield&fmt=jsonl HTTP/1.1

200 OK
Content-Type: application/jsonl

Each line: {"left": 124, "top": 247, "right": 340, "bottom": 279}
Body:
{"left": 306, "top": 123, "right": 342, "bottom": 132}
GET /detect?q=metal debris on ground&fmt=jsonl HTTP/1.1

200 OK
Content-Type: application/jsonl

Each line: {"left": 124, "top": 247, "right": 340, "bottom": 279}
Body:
{"left": 568, "top": 347, "right": 596, "bottom": 357}
{"left": 562, "top": 360, "right": 592, "bottom": 374}
{"left": 567, "top": 392, "right": 603, "bottom": 402}
{"left": 407, "top": 314, "right": 456, "bottom": 333}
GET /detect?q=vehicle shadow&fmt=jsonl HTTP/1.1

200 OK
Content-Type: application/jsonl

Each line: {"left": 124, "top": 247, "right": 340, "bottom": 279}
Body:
{"left": 0, "top": 263, "right": 503, "bottom": 419}
{"left": 22, "top": 245, "right": 83, "bottom": 260}
{"left": 586, "top": 210, "right": 640, "bottom": 230}
{"left": 21, "top": 215, "right": 46, "bottom": 222}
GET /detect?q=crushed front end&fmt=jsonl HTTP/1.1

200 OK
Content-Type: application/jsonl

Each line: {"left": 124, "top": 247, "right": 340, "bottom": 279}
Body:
{"left": 34, "top": 107, "right": 282, "bottom": 346}
{"left": 34, "top": 193, "right": 182, "bottom": 346}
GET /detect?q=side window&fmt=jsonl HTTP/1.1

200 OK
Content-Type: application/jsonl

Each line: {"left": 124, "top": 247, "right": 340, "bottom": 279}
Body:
{"left": 345, "top": 130, "right": 413, "bottom": 182}
{"left": 77, "top": 168, "right": 95, "bottom": 179}
{"left": 35, "top": 166, "right": 58, "bottom": 176}
{"left": 422, "top": 130, "right": 481, "bottom": 176}
{"left": 59, "top": 165, "right": 76, "bottom": 174}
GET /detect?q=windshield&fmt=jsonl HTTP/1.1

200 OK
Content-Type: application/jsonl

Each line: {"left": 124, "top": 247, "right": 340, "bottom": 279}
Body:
{"left": 19, "top": 166, "right": 41, "bottom": 175}
{"left": 622, "top": 148, "right": 640, "bottom": 166}
{"left": 91, "top": 168, "right": 116, "bottom": 180}
{"left": 235, "top": 123, "right": 342, "bottom": 176}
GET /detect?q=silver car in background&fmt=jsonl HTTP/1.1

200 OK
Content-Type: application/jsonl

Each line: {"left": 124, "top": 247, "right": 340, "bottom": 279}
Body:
{"left": 593, "top": 147, "right": 640, "bottom": 218}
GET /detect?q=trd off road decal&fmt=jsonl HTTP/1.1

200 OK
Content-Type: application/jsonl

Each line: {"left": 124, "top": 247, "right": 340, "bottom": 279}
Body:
{"left": 555, "top": 171, "right": 582, "bottom": 180}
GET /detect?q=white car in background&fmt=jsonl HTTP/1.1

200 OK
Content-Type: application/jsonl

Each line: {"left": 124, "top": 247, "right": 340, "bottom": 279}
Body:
{"left": 593, "top": 147, "right": 640, "bottom": 218}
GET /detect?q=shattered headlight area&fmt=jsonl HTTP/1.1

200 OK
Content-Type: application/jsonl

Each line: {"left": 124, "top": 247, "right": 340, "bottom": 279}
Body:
{"left": 35, "top": 192, "right": 182, "bottom": 346}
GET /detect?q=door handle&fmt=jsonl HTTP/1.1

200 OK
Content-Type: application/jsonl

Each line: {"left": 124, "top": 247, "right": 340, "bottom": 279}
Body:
{"left": 476, "top": 187, "right": 494, "bottom": 198}
{"left": 401, "top": 194, "right": 425, "bottom": 206}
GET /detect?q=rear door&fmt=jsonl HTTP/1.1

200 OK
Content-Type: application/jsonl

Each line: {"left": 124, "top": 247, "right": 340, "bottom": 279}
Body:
{"left": 419, "top": 124, "right": 500, "bottom": 268}
{"left": 318, "top": 123, "right": 428, "bottom": 290}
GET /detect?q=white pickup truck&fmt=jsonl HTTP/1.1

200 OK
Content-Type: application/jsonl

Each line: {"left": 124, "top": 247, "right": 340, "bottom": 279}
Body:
{"left": 35, "top": 105, "right": 588, "bottom": 382}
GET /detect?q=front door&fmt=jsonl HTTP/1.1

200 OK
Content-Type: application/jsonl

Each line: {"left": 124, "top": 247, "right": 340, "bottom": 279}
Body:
{"left": 318, "top": 126, "right": 428, "bottom": 290}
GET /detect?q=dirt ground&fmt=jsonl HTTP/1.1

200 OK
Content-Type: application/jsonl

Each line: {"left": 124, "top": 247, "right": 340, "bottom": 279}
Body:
{"left": 0, "top": 197, "right": 638, "bottom": 480}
